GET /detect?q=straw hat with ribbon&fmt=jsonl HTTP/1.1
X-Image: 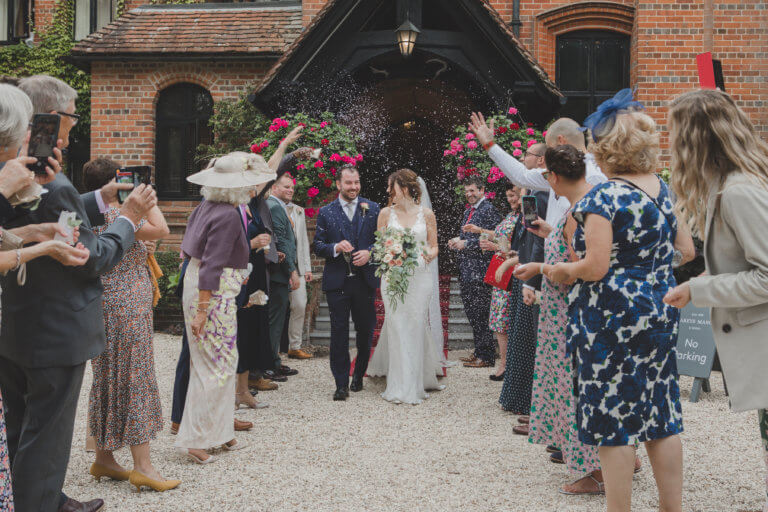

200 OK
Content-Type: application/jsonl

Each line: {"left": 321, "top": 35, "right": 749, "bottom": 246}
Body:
{"left": 187, "top": 151, "right": 276, "bottom": 189}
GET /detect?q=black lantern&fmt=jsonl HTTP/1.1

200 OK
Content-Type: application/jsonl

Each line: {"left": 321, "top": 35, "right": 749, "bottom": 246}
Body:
{"left": 395, "top": 19, "right": 420, "bottom": 58}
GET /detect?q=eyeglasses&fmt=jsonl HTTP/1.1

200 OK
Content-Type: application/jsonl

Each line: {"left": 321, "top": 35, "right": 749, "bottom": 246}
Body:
{"left": 525, "top": 151, "right": 543, "bottom": 158}
{"left": 57, "top": 111, "right": 80, "bottom": 126}
{"left": 541, "top": 170, "right": 552, "bottom": 180}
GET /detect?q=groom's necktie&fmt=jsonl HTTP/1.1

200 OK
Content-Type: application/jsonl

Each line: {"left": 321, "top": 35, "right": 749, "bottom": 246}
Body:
{"left": 466, "top": 207, "right": 476, "bottom": 224}
{"left": 344, "top": 202, "right": 355, "bottom": 221}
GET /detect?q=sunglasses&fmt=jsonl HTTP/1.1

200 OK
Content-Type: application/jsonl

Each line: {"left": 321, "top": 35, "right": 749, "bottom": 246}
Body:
{"left": 57, "top": 111, "right": 80, "bottom": 126}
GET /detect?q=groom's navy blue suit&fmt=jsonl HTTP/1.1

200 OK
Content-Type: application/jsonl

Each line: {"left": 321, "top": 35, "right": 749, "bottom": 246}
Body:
{"left": 313, "top": 197, "right": 380, "bottom": 389}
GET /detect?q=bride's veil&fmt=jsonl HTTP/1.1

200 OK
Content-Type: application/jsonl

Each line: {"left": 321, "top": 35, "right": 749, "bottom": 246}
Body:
{"left": 418, "top": 176, "right": 448, "bottom": 368}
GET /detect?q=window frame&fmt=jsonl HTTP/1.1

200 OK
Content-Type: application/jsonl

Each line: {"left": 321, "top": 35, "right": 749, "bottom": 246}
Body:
{"left": 73, "top": 0, "right": 116, "bottom": 40}
{"left": 154, "top": 83, "right": 214, "bottom": 200}
{"left": 555, "top": 30, "right": 630, "bottom": 123}
{"left": 1, "top": 0, "right": 31, "bottom": 44}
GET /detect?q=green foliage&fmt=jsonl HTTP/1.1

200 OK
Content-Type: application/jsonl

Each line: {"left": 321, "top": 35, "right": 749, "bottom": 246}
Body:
{"left": 443, "top": 108, "right": 545, "bottom": 208}
{"left": 0, "top": 0, "right": 91, "bottom": 144}
{"left": 197, "top": 92, "right": 269, "bottom": 161}
{"left": 154, "top": 250, "right": 183, "bottom": 313}
{"left": 659, "top": 168, "right": 671, "bottom": 183}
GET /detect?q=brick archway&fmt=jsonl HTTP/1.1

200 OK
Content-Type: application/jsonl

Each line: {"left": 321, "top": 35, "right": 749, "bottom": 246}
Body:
{"left": 534, "top": 1, "right": 635, "bottom": 78}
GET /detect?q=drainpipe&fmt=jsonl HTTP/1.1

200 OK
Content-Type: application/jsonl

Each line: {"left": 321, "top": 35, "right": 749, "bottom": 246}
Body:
{"left": 511, "top": 0, "right": 521, "bottom": 37}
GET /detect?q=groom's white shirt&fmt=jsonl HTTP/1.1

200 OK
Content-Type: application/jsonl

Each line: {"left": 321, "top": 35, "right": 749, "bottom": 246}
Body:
{"left": 333, "top": 197, "right": 359, "bottom": 257}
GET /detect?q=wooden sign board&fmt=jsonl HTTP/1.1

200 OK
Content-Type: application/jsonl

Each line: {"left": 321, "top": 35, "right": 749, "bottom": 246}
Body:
{"left": 676, "top": 304, "right": 718, "bottom": 402}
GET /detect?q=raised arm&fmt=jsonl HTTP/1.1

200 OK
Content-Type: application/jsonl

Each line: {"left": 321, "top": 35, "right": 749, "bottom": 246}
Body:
{"left": 424, "top": 208, "right": 439, "bottom": 264}
{"left": 136, "top": 205, "right": 170, "bottom": 241}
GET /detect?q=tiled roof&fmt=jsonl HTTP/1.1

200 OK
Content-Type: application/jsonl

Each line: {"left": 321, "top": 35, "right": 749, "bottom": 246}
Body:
{"left": 71, "top": 3, "right": 303, "bottom": 58}
{"left": 254, "top": 0, "right": 561, "bottom": 98}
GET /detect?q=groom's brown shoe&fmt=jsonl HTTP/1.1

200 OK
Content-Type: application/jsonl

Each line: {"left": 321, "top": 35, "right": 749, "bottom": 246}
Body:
{"left": 460, "top": 355, "right": 477, "bottom": 363}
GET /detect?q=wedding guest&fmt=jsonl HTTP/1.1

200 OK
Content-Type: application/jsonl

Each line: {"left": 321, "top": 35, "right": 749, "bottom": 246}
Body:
{"left": 176, "top": 153, "right": 274, "bottom": 463}
{"left": 265, "top": 172, "right": 301, "bottom": 379}
{"left": 286, "top": 197, "right": 314, "bottom": 360}
{"left": 498, "top": 188, "right": 547, "bottom": 420}
{"left": 0, "top": 74, "right": 156, "bottom": 512}
{"left": 469, "top": 114, "right": 606, "bottom": 228}
{"left": 663, "top": 89, "right": 768, "bottom": 512}
{"left": 512, "top": 145, "right": 602, "bottom": 494}
{"left": 81, "top": 158, "right": 180, "bottom": 492}
{"left": 449, "top": 175, "right": 501, "bottom": 368}
{"left": 548, "top": 91, "right": 694, "bottom": 512}
{"left": 463, "top": 184, "right": 521, "bottom": 380}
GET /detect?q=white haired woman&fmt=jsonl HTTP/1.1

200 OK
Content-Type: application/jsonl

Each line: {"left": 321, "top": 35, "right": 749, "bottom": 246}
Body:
{"left": 175, "top": 152, "right": 275, "bottom": 464}
{"left": 664, "top": 89, "right": 768, "bottom": 512}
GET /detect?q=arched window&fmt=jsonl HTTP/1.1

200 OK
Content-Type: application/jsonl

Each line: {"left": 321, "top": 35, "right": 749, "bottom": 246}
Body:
{"left": 155, "top": 83, "right": 213, "bottom": 199}
{"left": 556, "top": 30, "right": 630, "bottom": 124}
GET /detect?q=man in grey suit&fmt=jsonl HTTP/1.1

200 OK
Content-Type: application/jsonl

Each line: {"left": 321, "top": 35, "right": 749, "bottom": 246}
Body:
{"left": 0, "top": 75, "right": 156, "bottom": 512}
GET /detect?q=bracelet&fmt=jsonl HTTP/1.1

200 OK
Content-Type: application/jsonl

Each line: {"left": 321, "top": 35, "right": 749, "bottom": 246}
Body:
{"left": 483, "top": 141, "right": 496, "bottom": 151}
{"left": 540, "top": 263, "right": 545, "bottom": 275}
{"left": 11, "top": 249, "right": 21, "bottom": 271}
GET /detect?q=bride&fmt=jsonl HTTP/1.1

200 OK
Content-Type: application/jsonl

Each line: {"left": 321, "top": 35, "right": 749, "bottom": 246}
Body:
{"left": 367, "top": 169, "right": 446, "bottom": 404}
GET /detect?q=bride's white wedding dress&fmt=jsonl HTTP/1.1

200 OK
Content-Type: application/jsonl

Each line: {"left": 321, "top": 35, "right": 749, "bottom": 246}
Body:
{"left": 367, "top": 205, "right": 446, "bottom": 405}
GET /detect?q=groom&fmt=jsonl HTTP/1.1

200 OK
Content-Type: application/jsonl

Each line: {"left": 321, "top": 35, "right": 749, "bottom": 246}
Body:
{"left": 313, "top": 164, "right": 380, "bottom": 401}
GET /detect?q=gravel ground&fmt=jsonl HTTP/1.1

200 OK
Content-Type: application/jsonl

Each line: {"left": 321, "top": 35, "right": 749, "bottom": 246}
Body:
{"left": 62, "top": 333, "right": 765, "bottom": 512}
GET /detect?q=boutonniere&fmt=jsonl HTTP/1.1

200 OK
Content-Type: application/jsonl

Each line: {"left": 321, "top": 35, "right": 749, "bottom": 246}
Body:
{"left": 360, "top": 202, "right": 370, "bottom": 217}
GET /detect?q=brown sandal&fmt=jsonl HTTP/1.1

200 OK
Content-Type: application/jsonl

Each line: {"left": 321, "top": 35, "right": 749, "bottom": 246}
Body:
{"left": 559, "top": 475, "right": 605, "bottom": 496}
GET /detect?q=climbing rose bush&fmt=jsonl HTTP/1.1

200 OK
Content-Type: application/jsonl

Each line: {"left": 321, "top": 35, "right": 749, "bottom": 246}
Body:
{"left": 250, "top": 112, "right": 362, "bottom": 216}
{"left": 443, "top": 108, "right": 546, "bottom": 207}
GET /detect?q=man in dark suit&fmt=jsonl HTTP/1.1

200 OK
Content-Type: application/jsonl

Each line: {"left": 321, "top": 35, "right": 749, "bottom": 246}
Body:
{"left": 0, "top": 173, "right": 155, "bottom": 512}
{"left": 313, "top": 165, "right": 380, "bottom": 401}
{"left": 448, "top": 175, "right": 502, "bottom": 368}
{"left": 266, "top": 173, "right": 301, "bottom": 379}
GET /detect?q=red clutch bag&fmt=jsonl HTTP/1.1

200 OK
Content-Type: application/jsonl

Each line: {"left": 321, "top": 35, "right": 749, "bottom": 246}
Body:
{"left": 484, "top": 254, "right": 516, "bottom": 290}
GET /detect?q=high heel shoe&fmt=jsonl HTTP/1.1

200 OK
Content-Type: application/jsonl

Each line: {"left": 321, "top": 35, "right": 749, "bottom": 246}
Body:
{"left": 176, "top": 446, "right": 217, "bottom": 464}
{"left": 89, "top": 462, "right": 130, "bottom": 482}
{"left": 223, "top": 439, "right": 247, "bottom": 451}
{"left": 129, "top": 470, "right": 181, "bottom": 492}
{"left": 235, "top": 392, "right": 269, "bottom": 410}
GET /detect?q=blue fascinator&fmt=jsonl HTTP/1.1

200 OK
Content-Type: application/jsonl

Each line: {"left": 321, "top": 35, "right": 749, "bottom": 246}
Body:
{"left": 582, "top": 88, "right": 644, "bottom": 141}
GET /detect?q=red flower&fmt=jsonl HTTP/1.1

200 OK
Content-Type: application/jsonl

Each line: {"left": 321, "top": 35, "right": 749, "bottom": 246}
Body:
{"left": 330, "top": 168, "right": 337, "bottom": 177}
{"left": 318, "top": 172, "right": 326, "bottom": 178}
{"left": 321, "top": 139, "right": 330, "bottom": 146}
{"left": 307, "top": 187, "right": 319, "bottom": 198}
{"left": 323, "top": 179, "right": 333, "bottom": 188}
{"left": 498, "top": 126, "right": 508, "bottom": 134}
{"left": 356, "top": 154, "right": 363, "bottom": 162}
{"left": 296, "top": 164, "right": 306, "bottom": 171}
{"left": 250, "top": 144, "right": 262, "bottom": 154}
{"left": 510, "top": 123, "right": 520, "bottom": 130}
{"left": 314, "top": 160, "right": 324, "bottom": 168}
{"left": 527, "top": 122, "right": 534, "bottom": 127}
{"left": 304, "top": 207, "right": 317, "bottom": 218}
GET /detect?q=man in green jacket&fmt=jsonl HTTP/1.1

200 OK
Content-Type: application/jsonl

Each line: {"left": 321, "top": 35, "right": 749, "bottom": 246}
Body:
{"left": 267, "top": 173, "right": 301, "bottom": 376}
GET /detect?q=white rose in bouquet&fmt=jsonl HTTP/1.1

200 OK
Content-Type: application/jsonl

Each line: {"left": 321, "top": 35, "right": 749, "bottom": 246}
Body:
{"left": 391, "top": 243, "right": 403, "bottom": 253}
{"left": 382, "top": 253, "right": 393, "bottom": 263}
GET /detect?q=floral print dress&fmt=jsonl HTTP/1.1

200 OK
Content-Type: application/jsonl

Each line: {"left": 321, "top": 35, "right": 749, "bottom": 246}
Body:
{"left": 567, "top": 178, "right": 683, "bottom": 446}
{"left": 528, "top": 214, "right": 599, "bottom": 475}
{"left": 0, "top": 392, "right": 12, "bottom": 511}
{"left": 488, "top": 212, "right": 519, "bottom": 332}
{"left": 89, "top": 209, "right": 163, "bottom": 451}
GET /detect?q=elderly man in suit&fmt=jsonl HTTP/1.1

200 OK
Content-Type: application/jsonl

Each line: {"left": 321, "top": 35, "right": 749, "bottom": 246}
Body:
{"left": 448, "top": 175, "right": 502, "bottom": 368}
{"left": 266, "top": 172, "right": 301, "bottom": 379}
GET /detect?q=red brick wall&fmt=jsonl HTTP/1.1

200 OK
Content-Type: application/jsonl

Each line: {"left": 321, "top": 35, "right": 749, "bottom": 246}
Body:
{"left": 302, "top": 1, "right": 329, "bottom": 26}
{"left": 89, "top": 61, "right": 273, "bottom": 250}
{"left": 33, "top": 0, "right": 56, "bottom": 33}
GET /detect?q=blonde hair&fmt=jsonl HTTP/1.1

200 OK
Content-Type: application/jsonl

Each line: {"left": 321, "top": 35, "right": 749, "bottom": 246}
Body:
{"left": 589, "top": 111, "right": 659, "bottom": 176}
{"left": 668, "top": 89, "right": 768, "bottom": 237}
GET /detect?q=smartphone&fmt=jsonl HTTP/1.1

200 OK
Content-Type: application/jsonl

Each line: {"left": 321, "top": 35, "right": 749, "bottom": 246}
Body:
{"left": 27, "top": 113, "right": 61, "bottom": 175}
{"left": 115, "top": 166, "right": 152, "bottom": 203}
{"left": 521, "top": 195, "right": 538, "bottom": 229}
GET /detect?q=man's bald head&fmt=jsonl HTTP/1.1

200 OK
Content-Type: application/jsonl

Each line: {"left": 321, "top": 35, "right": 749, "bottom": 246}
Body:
{"left": 545, "top": 118, "right": 586, "bottom": 151}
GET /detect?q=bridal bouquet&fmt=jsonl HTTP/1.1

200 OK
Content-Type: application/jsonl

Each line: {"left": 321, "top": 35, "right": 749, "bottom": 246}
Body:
{"left": 372, "top": 227, "right": 424, "bottom": 310}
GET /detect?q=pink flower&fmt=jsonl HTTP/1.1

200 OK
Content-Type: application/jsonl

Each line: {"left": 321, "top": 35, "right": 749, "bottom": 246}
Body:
{"left": 527, "top": 128, "right": 535, "bottom": 136}
{"left": 467, "top": 140, "right": 478, "bottom": 150}
{"left": 280, "top": 119, "right": 289, "bottom": 128}
{"left": 456, "top": 144, "right": 464, "bottom": 152}
{"left": 465, "top": 133, "right": 475, "bottom": 140}
{"left": 512, "top": 140, "right": 522, "bottom": 148}
{"left": 304, "top": 208, "right": 317, "bottom": 218}
{"left": 268, "top": 125, "right": 279, "bottom": 132}
{"left": 298, "top": 122, "right": 306, "bottom": 128}
{"left": 508, "top": 107, "right": 518, "bottom": 115}
{"left": 250, "top": 144, "right": 262, "bottom": 154}
{"left": 310, "top": 127, "right": 315, "bottom": 132}
{"left": 260, "top": 140, "right": 270, "bottom": 148}
{"left": 330, "top": 153, "right": 341, "bottom": 162}
{"left": 456, "top": 171, "right": 465, "bottom": 180}
{"left": 512, "top": 149, "right": 523, "bottom": 157}
{"left": 330, "top": 167, "right": 337, "bottom": 177}
{"left": 527, "top": 139, "right": 537, "bottom": 147}
{"left": 342, "top": 155, "right": 355, "bottom": 164}
{"left": 307, "top": 187, "right": 319, "bottom": 198}
{"left": 356, "top": 154, "right": 363, "bottom": 162}
{"left": 542, "top": 130, "right": 548, "bottom": 138}
{"left": 320, "top": 121, "right": 329, "bottom": 128}
{"left": 457, "top": 166, "right": 466, "bottom": 174}
{"left": 443, "top": 149, "right": 451, "bottom": 157}
{"left": 450, "top": 149, "right": 458, "bottom": 156}
{"left": 314, "top": 160, "right": 324, "bottom": 168}
{"left": 486, "top": 191, "right": 497, "bottom": 199}
{"left": 296, "top": 164, "right": 306, "bottom": 171}
{"left": 272, "top": 118, "right": 282, "bottom": 125}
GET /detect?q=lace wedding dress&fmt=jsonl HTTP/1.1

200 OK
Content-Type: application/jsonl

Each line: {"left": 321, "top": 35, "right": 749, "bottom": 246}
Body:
{"left": 367, "top": 206, "right": 445, "bottom": 405}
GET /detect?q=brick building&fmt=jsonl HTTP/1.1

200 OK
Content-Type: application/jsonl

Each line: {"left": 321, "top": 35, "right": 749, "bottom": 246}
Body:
{"left": 5, "top": 0, "right": 764, "bottom": 249}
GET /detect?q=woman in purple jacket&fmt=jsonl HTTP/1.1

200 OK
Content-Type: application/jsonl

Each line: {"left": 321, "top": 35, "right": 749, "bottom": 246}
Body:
{"left": 175, "top": 152, "right": 275, "bottom": 464}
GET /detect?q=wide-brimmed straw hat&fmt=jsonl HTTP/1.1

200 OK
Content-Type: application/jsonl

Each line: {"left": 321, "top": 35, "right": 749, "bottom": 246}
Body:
{"left": 187, "top": 152, "right": 276, "bottom": 189}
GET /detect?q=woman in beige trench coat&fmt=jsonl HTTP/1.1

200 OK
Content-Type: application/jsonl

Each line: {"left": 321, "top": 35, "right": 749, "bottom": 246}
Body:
{"left": 664, "top": 89, "right": 768, "bottom": 512}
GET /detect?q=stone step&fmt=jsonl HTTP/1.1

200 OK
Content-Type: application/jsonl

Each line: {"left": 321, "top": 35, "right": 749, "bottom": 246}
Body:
{"left": 309, "top": 330, "right": 475, "bottom": 348}
{"left": 313, "top": 315, "right": 473, "bottom": 334}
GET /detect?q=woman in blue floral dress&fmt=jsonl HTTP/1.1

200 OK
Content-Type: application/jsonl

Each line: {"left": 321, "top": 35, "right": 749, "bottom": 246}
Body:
{"left": 548, "top": 97, "right": 694, "bottom": 511}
